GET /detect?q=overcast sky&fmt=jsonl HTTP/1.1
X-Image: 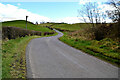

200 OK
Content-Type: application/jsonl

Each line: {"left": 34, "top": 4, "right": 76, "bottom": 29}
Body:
{"left": 0, "top": 0, "right": 113, "bottom": 24}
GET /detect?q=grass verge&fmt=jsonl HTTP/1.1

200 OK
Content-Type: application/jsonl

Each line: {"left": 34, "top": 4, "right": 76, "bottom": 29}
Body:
{"left": 2, "top": 36, "right": 41, "bottom": 78}
{"left": 59, "top": 33, "right": 120, "bottom": 67}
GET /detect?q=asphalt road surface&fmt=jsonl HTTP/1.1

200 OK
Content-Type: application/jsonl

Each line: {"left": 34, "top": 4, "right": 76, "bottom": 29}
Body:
{"left": 26, "top": 29, "right": 118, "bottom": 78}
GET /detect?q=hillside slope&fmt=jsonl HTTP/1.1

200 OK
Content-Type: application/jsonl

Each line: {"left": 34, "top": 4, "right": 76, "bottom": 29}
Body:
{"left": 2, "top": 20, "right": 53, "bottom": 32}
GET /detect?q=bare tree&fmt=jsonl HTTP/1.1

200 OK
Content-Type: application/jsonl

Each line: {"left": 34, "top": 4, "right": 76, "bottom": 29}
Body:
{"left": 78, "top": 2, "right": 107, "bottom": 27}
{"left": 78, "top": 2, "right": 108, "bottom": 40}
{"left": 106, "top": 0, "right": 120, "bottom": 38}
{"left": 106, "top": 0, "right": 120, "bottom": 22}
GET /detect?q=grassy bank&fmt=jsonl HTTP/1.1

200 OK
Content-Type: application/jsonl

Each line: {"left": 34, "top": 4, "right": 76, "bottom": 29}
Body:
{"left": 51, "top": 23, "right": 120, "bottom": 67}
{"left": 2, "top": 36, "right": 41, "bottom": 78}
{"left": 59, "top": 33, "right": 120, "bottom": 67}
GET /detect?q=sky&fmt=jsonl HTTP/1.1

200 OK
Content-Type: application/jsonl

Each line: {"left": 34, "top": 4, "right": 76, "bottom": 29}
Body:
{"left": 5, "top": 2, "right": 80, "bottom": 20}
{"left": 0, "top": 0, "right": 114, "bottom": 24}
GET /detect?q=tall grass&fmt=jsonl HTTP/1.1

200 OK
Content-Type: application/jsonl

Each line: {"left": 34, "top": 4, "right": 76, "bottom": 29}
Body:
{"left": 2, "top": 36, "right": 41, "bottom": 78}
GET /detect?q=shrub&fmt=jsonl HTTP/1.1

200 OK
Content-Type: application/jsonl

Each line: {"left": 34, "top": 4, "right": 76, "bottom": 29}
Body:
{"left": 43, "top": 32, "right": 55, "bottom": 36}
{"left": 90, "top": 23, "right": 120, "bottom": 40}
{"left": 2, "top": 27, "right": 42, "bottom": 40}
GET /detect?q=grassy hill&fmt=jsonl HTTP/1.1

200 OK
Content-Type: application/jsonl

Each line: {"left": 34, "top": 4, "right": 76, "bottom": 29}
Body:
{"left": 2, "top": 20, "right": 56, "bottom": 40}
{"left": 38, "top": 23, "right": 90, "bottom": 32}
{"left": 2, "top": 20, "right": 53, "bottom": 32}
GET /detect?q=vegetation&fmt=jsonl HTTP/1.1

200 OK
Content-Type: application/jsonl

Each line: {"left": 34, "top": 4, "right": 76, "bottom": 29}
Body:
{"left": 78, "top": 2, "right": 106, "bottom": 28}
{"left": 2, "top": 20, "right": 57, "bottom": 78}
{"left": 2, "top": 20, "right": 53, "bottom": 32}
{"left": 51, "top": 23, "right": 89, "bottom": 31}
{"left": 59, "top": 34, "right": 120, "bottom": 66}
{"left": 50, "top": 23, "right": 120, "bottom": 67}
{"left": 2, "top": 0, "right": 120, "bottom": 78}
{"left": 0, "top": 40, "right": 1, "bottom": 80}
{"left": 2, "top": 20, "right": 56, "bottom": 40}
{"left": 2, "top": 36, "right": 41, "bottom": 78}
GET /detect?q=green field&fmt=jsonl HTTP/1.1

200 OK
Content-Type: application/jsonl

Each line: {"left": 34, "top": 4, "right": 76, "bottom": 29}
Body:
{"left": 2, "top": 20, "right": 53, "bottom": 32}
{"left": 38, "top": 23, "right": 89, "bottom": 31}
{"left": 51, "top": 23, "right": 89, "bottom": 31}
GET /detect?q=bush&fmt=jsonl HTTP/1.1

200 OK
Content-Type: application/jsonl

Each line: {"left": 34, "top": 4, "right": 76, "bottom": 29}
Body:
{"left": 90, "top": 23, "right": 120, "bottom": 40}
{"left": 43, "top": 32, "right": 55, "bottom": 36}
{"left": 2, "top": 27, "right": 42, "bottom": 40}
{"left": 90, "top": 24, "right": 107, "bottom": 40}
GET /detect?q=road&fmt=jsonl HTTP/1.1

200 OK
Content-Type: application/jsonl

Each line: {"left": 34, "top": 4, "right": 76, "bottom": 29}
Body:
{"left": 26, "top": 29, "right": 118, "bottom": 78}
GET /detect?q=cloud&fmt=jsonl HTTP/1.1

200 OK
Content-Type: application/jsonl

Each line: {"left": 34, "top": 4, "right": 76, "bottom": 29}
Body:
{"left": 79, "top": 0, "right": 87, "bottom": 4}
{"left": 0, "top": 3, "right": 113, "bottom": 24}
{"left": 55, "top": 16, "right": 112, "bottom": 24}
{"left": 79, "top": 0, "right": 108, "bottom": 5}
{"left": 0, "top": 3, "right": 83, "bottom": 24}
{"left": 98, "top": 3, "right": 116, "bottom": 23}
{"left": 0, "top": 3, "right": 82, "bottom": 24}
{"left": 56, "top": 17, "right": 80, "bottom": 24}
{"left": 79, "top": 0, "right": 92, "bottom": 4}
{"left": 55, "top": 17, "right": 88, "bottom": 24}
{"left": 17, "top": 3, "right": 21, "bottom": 6}
{"left": 0, "top": 3, "right": 51, "bottom": 23}
{"left": 98, "top": 3, "right": 116, "bottom": 12}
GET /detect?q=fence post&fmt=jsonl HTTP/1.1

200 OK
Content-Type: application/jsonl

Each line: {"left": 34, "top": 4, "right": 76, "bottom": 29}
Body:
{"left": 26, "top": 16, "right": 28, "bottom": 29}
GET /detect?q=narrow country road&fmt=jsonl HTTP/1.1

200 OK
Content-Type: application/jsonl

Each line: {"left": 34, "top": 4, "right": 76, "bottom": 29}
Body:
{"left": 26, "top": 29, "right": 118, "bottom": 78}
